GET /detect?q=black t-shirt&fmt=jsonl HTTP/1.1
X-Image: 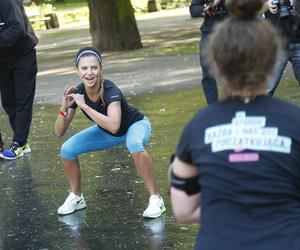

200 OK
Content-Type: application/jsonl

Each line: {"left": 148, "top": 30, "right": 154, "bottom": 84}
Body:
{"left": 71, "top": 80, "right": 144, "bottom": 137}
{"left": 176, "top": 95, "right": 300, "bottom": 250}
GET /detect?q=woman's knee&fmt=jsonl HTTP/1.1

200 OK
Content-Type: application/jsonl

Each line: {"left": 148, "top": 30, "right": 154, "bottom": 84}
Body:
{"left": 126, "top": 138, "right": 145, "bottom": 154}
{"left": 61, "top": 141, "right": 77, "bottom": 160}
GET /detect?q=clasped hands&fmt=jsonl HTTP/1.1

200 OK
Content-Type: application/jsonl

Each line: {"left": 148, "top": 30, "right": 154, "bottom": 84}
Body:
{"left": 61, "top": 85, "right": 85, "bottom": 109}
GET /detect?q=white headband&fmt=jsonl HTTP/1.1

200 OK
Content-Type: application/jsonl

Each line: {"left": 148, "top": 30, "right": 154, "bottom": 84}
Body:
{"left": 75, "top": 50, "right": 102, "bottom": 65}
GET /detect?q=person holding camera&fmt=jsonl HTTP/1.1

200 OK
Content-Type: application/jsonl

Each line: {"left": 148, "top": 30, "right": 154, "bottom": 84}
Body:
{"left": 170, "top": 0, "right": 300, "bottom": 249}
{"left": 265, "top": 0, "right": 300, "bottom": 95}
{"left": 0, "top": 0, "right": 38, "bottom": 160}
{"left": 55, "top": 47, "right": 166, "bottom": 218}
{"left": 190, "top": 0, "right": 229, "bottom": 104}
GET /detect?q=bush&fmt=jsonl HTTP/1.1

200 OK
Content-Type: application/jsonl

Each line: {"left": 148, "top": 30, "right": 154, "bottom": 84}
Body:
{"left": 161, "top": 0, "right": 189, "bottom": 9}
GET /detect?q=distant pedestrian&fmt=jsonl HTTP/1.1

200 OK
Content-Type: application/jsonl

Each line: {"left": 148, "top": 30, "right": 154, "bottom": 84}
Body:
{"left": 0, "top": 0, "right": 38, "bottom": 160}
{"left": 55, "top": 47, "right": 166, "bottom": 218}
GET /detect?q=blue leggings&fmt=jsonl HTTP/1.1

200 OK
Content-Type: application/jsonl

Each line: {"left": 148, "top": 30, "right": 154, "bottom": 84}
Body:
{"left": 61, "top": 117, "right": 151, "bottom": 160}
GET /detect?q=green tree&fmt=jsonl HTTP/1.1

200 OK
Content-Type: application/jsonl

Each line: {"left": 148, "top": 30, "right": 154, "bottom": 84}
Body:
{"left": 87, "top": 0, "right": 142, "bottom": 51}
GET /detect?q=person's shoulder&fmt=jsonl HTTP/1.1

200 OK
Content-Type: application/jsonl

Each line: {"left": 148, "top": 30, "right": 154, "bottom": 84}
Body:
{"left": 103, "top": 79, "right": 122, "bottom": 102}
{"left": 103, "top": 79, "right": 121, "bottom": 94}
{"left": 75, "top": 83, "right": 85, "bottom": 94}
{"left": 104, "top": 79, "right": 118, "bottom": 89}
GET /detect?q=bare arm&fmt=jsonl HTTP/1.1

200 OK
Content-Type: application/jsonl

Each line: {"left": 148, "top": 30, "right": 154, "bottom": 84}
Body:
{"left": 69, "top": 93, "right": 122, "bottom": 135}
{"left": 55, "top": 86, "right": 77, "bottom": 137}
{"left": 170, "top": 157, "right": 201, "bottom": 223}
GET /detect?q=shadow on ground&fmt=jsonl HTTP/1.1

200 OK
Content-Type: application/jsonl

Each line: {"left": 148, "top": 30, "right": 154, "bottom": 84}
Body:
{"left": 0, "top": 86, "right": 204, "bottom": 249}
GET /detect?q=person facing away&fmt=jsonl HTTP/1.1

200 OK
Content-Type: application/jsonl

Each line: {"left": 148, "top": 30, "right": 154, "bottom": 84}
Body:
{"left": 170, "top": 0, "right": 300, "bottom": 249}
{"left": 55, "top": 47, "right": 166, "bottom": 218}
{"left": 264, "top": 0, "right": 300, "bottom": 95}
{"left": 0, "top": 0, "right": 38, "bottom": 160}
{"left": 189, "top": 0, "right": 229, "bottom": 104}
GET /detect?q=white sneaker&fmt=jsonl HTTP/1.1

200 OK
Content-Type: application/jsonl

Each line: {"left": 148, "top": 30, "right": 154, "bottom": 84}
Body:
{"left": 58, "top": 192, "right": 86, "bottom": 215}
{"left": 143, "top": 195, "right": 166, "bottom": 218}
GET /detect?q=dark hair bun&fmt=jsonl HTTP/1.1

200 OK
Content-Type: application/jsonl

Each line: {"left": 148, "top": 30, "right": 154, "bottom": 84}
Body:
{"left": 227, "top": 0, "right": 264, "bottom": 19}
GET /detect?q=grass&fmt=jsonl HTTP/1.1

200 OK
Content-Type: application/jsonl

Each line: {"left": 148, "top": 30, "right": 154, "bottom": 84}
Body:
{"left": 0, "top": 68, "right": 298, "bottom": 250}
{"left": 107, "top": 41, "right": 198, "bottom": 59}
{"left": 1, "top": 74, "right": 299, "bottom": 169}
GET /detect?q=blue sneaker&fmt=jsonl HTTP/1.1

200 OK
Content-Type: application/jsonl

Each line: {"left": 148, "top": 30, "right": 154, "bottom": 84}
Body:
{"left": 0, "top": 142, "right": 24, "bottom": 160}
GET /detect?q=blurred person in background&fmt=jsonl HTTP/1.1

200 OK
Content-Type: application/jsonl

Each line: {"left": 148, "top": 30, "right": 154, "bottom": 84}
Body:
{"left": 264, "top": 0, "right": 300, "bottom": 95}
{"left": 189, "top": 0, "right": 229, "bottom": 104}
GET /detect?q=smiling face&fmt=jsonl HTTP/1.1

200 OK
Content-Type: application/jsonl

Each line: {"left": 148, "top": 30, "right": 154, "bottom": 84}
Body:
{"left": 76, "top": 55, "right": 102, "bottom": 89}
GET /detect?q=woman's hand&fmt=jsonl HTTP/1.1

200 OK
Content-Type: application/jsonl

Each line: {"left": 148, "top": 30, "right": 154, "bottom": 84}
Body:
{"left": 67, "top": 93, "right": 86, "bottom": 108}
{"left": 61, "top": 85, "right": 77, "bottom": 110}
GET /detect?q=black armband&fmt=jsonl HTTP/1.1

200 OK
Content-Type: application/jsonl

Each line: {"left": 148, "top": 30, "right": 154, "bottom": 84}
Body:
{"left": 170, "top": 170, "right": 201, "bottom": 196}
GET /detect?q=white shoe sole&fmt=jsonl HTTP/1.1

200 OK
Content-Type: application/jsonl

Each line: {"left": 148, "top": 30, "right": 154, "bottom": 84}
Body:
{"left": 0, "top": 152, "right": 24, "bottom": 160}
{"left": 143, "top": 206, "right": 166, "bottom": 219}
{"left": 58, "top": 204, "right": 87, "bottom": 216}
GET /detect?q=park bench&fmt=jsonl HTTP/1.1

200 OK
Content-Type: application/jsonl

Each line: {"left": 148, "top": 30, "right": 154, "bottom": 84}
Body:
{"left": 25, "top": 5, "right": 59, "bottom": 29}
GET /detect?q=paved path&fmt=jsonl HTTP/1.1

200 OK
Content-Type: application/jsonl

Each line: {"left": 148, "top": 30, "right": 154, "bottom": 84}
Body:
{"left": 34, "top": 7, "right": 295, "bottom": 105}
{"left": 35, "top": 8, "right": 202, "bottom": 104}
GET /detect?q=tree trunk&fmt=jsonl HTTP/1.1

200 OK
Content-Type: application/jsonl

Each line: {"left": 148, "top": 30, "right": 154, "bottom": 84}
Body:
{"left": 148, "top": 0, "right": 161, "bottom": 12}
{"left": 87, "top": 0, "right": 143, "bottom": 51}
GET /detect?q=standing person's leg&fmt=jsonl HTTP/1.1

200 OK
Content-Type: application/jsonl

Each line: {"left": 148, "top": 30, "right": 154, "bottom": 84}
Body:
{"left": 0, "top": 63, "right": 11, "bottom": 153}
{"left": 0, "top": 50, "right": 37, "bottom": 160}
{"left": 289, "top": 43, "right": 300, "bottom": 86}
{"left": 58, "top": 124, "right": 124, "bottom": 215}
{"left": 126, "top": 117, "right": 166, "bottom": 218}
{"left": 0, "top": 62, "right": 17, "bottom": 134}
{"left": 0, "top": 132, "right": 3, "bottom": 152}
{"left": 200, "top": 32, "right": 218, "bottom": 104}
{"left": 12, "top": 50, "right": 37, "bottom": 146}
{"left": 267, "top": 48, "right": 289, "bottom": 96}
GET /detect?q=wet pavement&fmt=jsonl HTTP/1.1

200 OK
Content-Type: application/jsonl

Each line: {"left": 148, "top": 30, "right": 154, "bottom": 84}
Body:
{"left": 0, "top": 9, "right": 201, "bottom": 249}
{"left": 0, "top": 143, "right": 198, "bottom": 250}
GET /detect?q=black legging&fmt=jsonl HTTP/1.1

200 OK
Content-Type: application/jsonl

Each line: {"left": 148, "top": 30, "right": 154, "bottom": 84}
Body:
{"left": 0, "top": 49, "right": 37, "bottom": 146}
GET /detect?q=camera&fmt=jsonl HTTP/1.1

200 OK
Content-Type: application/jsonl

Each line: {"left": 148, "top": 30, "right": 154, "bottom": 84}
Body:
{"left": 203, "top": 0, "right": 226, "bottom": 17}
{"left": 271, "top": 0, "right": 292, "bottom": 18}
